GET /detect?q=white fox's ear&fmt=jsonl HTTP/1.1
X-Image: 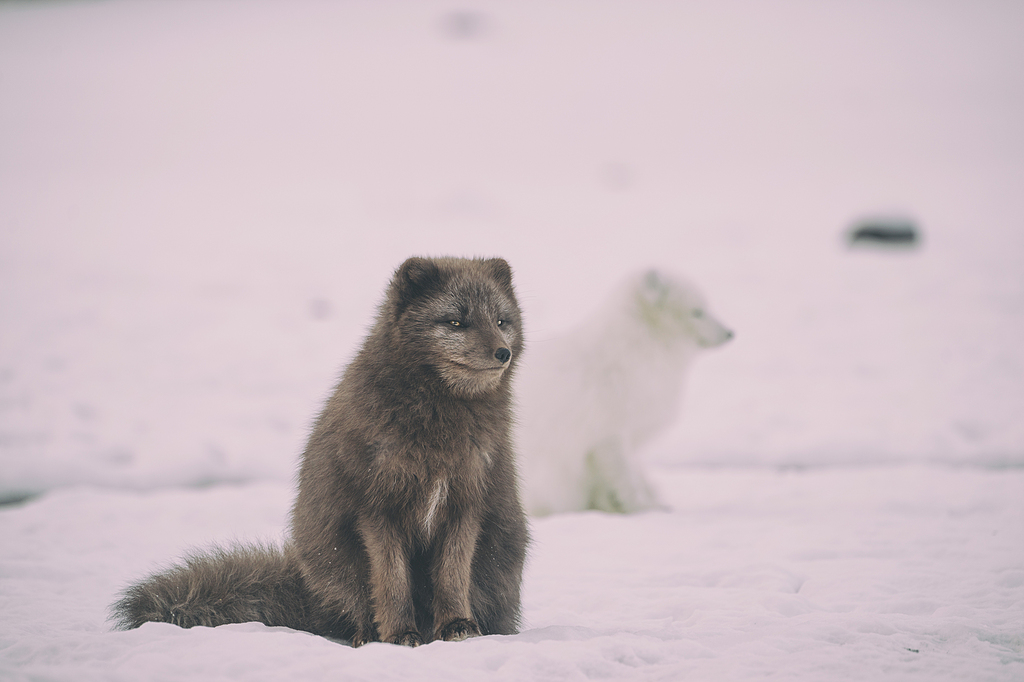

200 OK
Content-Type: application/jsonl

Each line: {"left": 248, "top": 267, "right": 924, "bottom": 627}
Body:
{"left": 643, "top": 270, "right": 661, "bottom": 290}
{"left": 393, "top": 257, "right": 442, "bottom": 308}
{"left": 484, "top": 258, "right": 514, "bottom": 291}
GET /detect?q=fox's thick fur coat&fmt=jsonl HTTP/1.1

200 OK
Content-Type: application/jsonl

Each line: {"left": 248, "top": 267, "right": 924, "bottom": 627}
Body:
{"left": 111, "top": 257, "right": 529, "bottom": 647}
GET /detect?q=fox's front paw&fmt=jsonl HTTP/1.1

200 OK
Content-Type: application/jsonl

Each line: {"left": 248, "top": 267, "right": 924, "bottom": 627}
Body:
{"left": 388, "top": 630, "right": 423, "bottom": 647}
{"left": 437, "top": 618, "right": 481, "bottom": 642}
{"left": 349, "top": 624, "right": 380, "bottom": 648}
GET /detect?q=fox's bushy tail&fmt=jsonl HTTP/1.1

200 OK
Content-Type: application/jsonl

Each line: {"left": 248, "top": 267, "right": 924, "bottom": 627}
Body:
{"left": 110, "top": 544, "right": 345, "bottom": 637}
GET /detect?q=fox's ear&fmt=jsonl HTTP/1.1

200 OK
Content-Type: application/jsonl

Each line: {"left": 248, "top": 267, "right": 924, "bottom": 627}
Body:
{"left": 393, "top": 257, "right": 442, "bottom": 308}
{"left": 484, "top": 258, "right": 514, "bottom": 291}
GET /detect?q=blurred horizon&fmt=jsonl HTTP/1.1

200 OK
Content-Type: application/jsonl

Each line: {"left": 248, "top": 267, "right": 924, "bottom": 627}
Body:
{"left": 1, "top": 0, "right": 1022, "bottom": 497}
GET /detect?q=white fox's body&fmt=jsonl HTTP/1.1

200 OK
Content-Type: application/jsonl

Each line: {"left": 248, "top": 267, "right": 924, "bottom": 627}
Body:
{"left": 518, "top": 270, "right": 732, "bottom": 515}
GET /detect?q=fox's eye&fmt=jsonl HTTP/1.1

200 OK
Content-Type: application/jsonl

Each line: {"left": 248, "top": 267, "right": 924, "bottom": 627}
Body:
{"left": 448, "top": 320, "right": 461, "bottom": 327}
{"left": 497, "top": 319, "right": 504, "bottom": 326}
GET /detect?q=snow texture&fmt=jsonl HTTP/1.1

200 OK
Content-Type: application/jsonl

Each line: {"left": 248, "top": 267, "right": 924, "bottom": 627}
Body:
{"left": 1, "top": 0, "right": 1023, "bottom": 679}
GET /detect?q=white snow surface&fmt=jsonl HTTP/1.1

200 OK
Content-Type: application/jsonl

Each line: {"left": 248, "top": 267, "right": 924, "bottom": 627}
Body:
{"left": 1, "top": 0, "right": 1023, "bottom": 679}
{"left": 2, "top": 470, "right": 1023, "bottom": 680}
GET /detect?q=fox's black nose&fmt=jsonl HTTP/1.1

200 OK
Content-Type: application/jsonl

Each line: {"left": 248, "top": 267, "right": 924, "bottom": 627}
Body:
{"left": 494, "top": 347, "right": 511, "bottom": 364}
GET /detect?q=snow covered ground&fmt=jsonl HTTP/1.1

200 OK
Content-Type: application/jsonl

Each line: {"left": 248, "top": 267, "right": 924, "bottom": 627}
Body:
{"left": 1, "top": 0, "right": 1022, "bottom": 679}
{"left": 2, "top": 467, "right": 1022, "bottom": 680}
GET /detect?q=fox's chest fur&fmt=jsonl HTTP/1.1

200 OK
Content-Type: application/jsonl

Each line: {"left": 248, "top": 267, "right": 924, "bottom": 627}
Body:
{"left": 365, "top": 434, "right": 493, "bottom": 540}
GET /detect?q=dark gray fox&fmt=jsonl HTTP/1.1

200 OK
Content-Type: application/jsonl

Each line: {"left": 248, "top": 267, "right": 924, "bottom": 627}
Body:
{"left": 111, "top": 256, "right": 529, "bottom": 646}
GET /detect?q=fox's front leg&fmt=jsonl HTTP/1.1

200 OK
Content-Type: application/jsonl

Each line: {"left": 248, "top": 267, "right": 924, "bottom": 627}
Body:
{"left": 431, "top": 513, "right": 483, "bottom": 642}
{"left": 357, "top": 518, "right": 421, "bottom": 646}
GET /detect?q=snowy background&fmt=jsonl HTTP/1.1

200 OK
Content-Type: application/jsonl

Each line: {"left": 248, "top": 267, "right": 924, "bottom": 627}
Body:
{"left": 1, "top": 0, "right": 1022, "bottom": 679}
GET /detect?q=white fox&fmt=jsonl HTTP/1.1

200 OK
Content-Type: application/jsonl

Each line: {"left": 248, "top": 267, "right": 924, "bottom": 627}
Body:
{"left": 517, "top": 270, "right": 732, "bottom": 515}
